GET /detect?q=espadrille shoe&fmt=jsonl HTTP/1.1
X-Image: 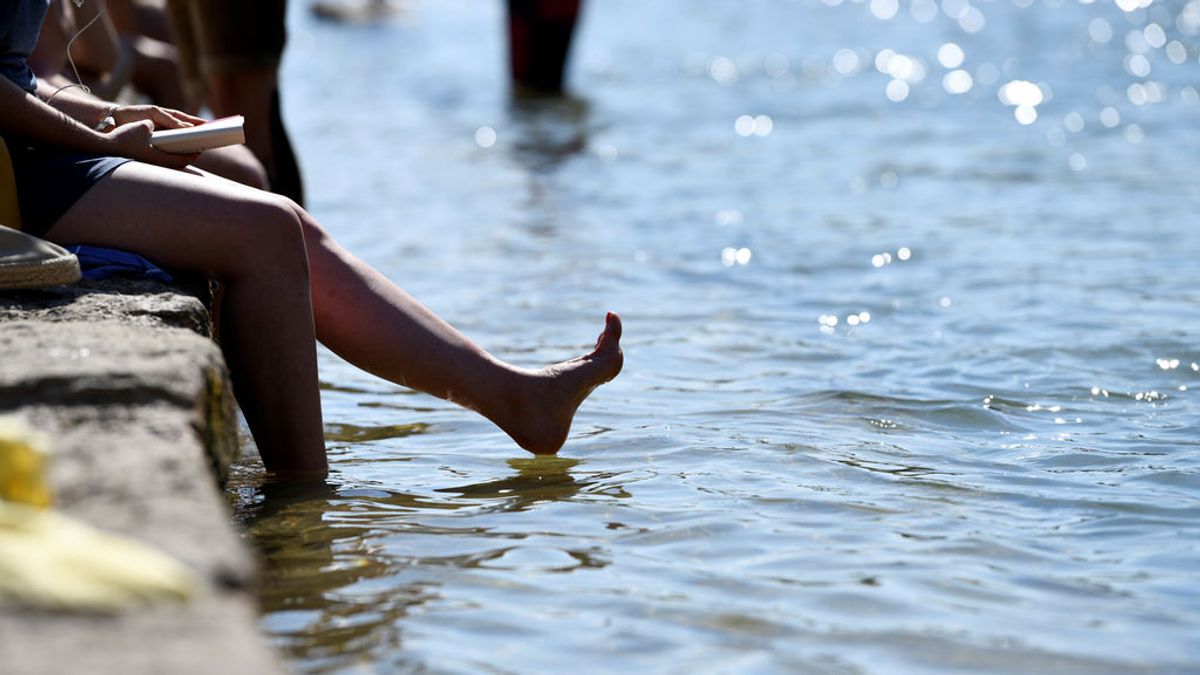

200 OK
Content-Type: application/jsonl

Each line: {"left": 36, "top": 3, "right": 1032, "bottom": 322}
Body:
{"left": 0, "top": 225, "right": 80, "bottom": 290}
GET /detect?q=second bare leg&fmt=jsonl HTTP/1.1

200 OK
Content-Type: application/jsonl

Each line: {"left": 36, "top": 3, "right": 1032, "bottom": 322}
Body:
{"left": 42, "top": 163, "right": 327, "bottom": 476}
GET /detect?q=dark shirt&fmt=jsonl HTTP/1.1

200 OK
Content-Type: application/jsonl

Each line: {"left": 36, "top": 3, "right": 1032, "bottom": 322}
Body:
{"left": 0, "top": 0, "right": 50, "bottom": 93}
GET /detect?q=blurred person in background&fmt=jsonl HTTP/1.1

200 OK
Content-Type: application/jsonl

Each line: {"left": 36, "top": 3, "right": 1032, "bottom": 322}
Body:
{"left": 311, "top": 0, "right": 584, "bottom": 96}
{"left": 506, "top": 0, "right": 581, "bottom": 96}
{"left": 164, "top": 0, "right": 304, "bottom": 204}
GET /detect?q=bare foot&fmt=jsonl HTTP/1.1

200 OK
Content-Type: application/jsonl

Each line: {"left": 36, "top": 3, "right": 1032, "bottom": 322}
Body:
{"left": 495, "top": 313, "right": 624, "bottom": 455}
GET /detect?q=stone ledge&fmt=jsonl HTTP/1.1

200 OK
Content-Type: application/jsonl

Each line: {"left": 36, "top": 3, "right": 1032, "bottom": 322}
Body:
{"left": 0, "top": 278, "right": 281, "bottom": 675}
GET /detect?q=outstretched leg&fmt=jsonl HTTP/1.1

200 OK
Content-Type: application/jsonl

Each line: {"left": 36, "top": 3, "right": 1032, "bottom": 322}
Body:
{"left": 288, "top": 205, "right": 623, "bottom": 454}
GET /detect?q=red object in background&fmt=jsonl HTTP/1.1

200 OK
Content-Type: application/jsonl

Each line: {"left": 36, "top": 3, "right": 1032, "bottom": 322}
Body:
{"left": 507, "top": 0, "right": 582, "bottom": 94}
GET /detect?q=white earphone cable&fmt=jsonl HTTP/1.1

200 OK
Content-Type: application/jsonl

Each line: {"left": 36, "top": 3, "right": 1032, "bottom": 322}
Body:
{"left": 44, "top": 0, "right": 108, "bottom": 105}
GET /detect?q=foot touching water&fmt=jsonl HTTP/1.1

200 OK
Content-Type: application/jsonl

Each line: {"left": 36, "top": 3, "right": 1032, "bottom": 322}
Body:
{"left": 494, "top": 312, "right": 624, "bottom": 455}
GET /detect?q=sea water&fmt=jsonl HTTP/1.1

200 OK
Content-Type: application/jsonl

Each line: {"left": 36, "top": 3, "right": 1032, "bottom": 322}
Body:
{"left": 227, "top": 0, "right": 1200, "bottom": 671}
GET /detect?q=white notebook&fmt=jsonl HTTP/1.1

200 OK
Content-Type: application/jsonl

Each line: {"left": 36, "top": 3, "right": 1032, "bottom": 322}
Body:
{"left": 150, "top": 115, "right": 245, "bottom": 154}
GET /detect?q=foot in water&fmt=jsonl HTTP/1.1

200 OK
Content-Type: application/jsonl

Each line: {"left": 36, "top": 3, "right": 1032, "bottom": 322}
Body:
{"left": 493, "top": 312, "right": 624, "bottom": 455}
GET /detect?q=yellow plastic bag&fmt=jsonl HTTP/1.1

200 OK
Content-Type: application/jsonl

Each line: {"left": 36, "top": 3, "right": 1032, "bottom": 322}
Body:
{"left": 0, "top": 417, "right": 197, "bottom": 610}
{"left": 0, "top": 502, "right": 197, "bottom": 610}
{"left": 0, "top": 417, "right": 52, "bottom": 509}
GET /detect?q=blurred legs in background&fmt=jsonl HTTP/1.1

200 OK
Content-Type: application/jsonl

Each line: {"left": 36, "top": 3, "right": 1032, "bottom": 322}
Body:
{"left": 165, "top": 0, "right": 305, "bottom": 205}
{"left": 506, "top": 0, "right": 582, "bottom": 96}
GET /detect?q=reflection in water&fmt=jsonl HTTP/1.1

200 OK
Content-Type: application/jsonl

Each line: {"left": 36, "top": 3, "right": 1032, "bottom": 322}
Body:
{"left": 507, "top": 95, "right": 591, "bottom": 175}
{"left": 506, "top": 96, "right": 592, "bottom": 238}
{"left": 323, "top": 422, "right": 431, "bottom": 443}
{"left": 230, "top": 456, "right": 629, "bottom": 669}
{"left": 437, "top": 456, "right": 630, "bottom": 511}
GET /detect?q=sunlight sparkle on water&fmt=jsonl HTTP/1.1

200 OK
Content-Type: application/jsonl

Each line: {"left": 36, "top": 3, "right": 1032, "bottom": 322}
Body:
{"left": 596, "top": 143, "right": 619, "bottom": 163}
{"left": 710, "top": 57, "right": 738, "bottom": 85}
{"left": 998, "top": 80, "right": 1044, "bottom": 124}
{"left": 846, "top": 311, "right": 872, "bottom": 326}
{"left": 764, "top": 52, "right": 790, "bottom": 78}
{"left": 943, "top": 69, "right": 973, "bottom": 94}
{"left": 832, "top": 49, "right": 862, "bottom": 76}
{"left": 910, "top": 0, "right": 938, "bottom": 21}
{"left": 1166, "top": 40, "right": 1188, "bottom": 63}
{"left": 872, "top": 248, "right": 911, "bottom": 266}
{"left": 877, "top": 50, "right": 926, "bottom": 83}
{"left": 1144, "top": 23, "right": 1167, "bottom": 48}
{"left": 1115, "top": 0, "right": 1153, "bottom": 13}
{"left": 1089, "top": 18, "right": 1113, "bottom": 43}
{"left": 937, "top": 42, "right": 965, "bottom": 68}
{"left": 871, "top": 0, "right": 900, "bottom": 20}
{"left": 941, "top": 0, "right": 968, "bottom": 19}
{"left": 957, "top": 6, "right": 986, "bottom": 33}
{"left": 714, "top": 209, "right": 743, "bottom": 226}
{"left": 721, "top": 247, "right": 753, "bottom": 266}
{"left": 1124, "top": 53, "right": 1151, "bottom": 78}
{"left": 474, "top": 126, "right": 497, "bottom": 148}
{"left": 734, "top": 115, "right": 774, "bottom": 137}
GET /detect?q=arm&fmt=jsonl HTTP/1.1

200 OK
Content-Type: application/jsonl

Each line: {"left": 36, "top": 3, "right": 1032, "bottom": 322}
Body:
{"left": 0, "top": 75, "right": 199, "bottom": 169}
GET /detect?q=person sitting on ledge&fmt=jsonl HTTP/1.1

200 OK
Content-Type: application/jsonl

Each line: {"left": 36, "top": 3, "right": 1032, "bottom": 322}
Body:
{"left": 0, "top": 0, "right": 623, "bottom": 479}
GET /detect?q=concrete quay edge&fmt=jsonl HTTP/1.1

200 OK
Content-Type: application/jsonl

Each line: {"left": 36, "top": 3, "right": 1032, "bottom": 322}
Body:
{"left": 0, "top": 278, "right": 283, "bottom": 675}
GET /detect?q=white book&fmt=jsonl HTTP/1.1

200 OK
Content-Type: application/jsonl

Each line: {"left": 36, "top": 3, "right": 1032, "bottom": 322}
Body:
{"left": 150, "top": 115, "right": 245, "bottom": 154}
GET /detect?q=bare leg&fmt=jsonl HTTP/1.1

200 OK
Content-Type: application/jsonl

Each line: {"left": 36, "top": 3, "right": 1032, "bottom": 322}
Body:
{"left": 285, "top": 205, "right": 623, "bottom": 454}
{"left": 41, "top": 162, "right": 327, "bottom": 477}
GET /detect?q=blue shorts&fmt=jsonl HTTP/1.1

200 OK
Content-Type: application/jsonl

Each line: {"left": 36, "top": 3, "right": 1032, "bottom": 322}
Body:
{"left": 2, "top": 135, "right": 130, "bottom": 237}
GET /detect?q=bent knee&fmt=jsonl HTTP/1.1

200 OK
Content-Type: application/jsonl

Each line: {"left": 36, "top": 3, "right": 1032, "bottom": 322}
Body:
{"left": 230, "top": 198, "right": 310, "bottom": 280}
{"left": 273, "top": 195, "right": 331, "bottom": 245}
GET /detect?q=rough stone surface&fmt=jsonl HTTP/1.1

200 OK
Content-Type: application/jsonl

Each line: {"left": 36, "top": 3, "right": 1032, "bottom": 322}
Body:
{"left": 0, "top": 278, "right": 282, "bottom": 675}
{"left": 0, "top": 277, "right": 212, "bottom": 334}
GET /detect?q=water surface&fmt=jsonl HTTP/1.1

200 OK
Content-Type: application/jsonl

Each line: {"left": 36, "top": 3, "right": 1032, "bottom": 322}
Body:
{"left": 229, "top": 0, "right": 1200, "bottom": 671}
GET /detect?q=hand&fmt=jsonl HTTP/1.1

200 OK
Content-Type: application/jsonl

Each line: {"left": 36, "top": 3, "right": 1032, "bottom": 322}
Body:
{"left": 104, "top": 120, "right": 200, "bottom": 170}
{"left": 112, "top": 104, "right": 207, "bottom": 131}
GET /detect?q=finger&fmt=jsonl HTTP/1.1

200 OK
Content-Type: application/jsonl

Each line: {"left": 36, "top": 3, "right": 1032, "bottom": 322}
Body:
{"left": 151, "top": 108, "right": 191, "bottom": 130}
{"left": 120, "top": 119, "right": 155, "bottom": 137}
{"left": 169, "top": 110, "right": 208, "bottom": 126}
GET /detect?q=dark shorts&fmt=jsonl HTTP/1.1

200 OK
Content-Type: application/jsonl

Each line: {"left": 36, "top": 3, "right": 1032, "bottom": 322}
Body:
{"left": 1, "top": 135, "right": 130, "bottom": 237}
{"left": 166, "top": 0, "right": 288, "bottom": 77}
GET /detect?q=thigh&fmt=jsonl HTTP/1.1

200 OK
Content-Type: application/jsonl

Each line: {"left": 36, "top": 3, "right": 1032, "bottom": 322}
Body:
{"left": 41, "top": 161, "right": 295, "bottom": 280}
